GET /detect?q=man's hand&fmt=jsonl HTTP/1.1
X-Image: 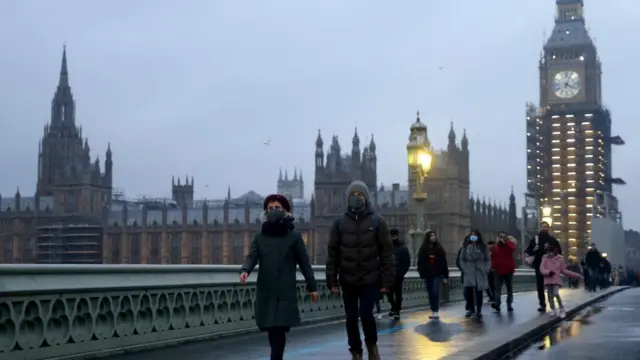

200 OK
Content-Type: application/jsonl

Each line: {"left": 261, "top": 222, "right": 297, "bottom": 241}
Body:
{"left": 331, "top": 286, "right": 340, "bottom": 294}
{"left": 309, "top": 291, "right": 320, "bottom": 302}
{"left": 548, "top": 271, "right": 555, "bottom": 276}
{"left": 380, "top": 288, "right": 388, "bottom": 293}
{"left": 239, "top": 272, "right": 249, "bottom": 284}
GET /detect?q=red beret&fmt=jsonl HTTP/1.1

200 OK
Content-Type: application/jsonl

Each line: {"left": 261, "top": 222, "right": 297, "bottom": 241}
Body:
{"left": 263, "top": 194, "right": 291, "bottom": 212}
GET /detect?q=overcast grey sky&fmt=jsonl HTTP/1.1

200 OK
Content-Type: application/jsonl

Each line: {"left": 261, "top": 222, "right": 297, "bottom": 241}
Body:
{"left": 0, "top": 0, "right": 638, "bottom": 224}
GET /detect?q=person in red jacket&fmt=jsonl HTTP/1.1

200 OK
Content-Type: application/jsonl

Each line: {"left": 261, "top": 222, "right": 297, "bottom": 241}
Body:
{"left": 490, "top": 231, "right": 517, "bottom": 312}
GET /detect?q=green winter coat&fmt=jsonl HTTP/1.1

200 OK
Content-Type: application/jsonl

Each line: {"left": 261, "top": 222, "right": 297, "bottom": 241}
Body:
{"left": 241, "top": 230, "right": 317, "bottom": 330}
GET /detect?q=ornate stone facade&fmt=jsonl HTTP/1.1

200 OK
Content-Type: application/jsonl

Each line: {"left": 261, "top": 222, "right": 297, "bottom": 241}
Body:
{"left": 311, "top": 113, "right": 519, "bottom": 264}
{"left": 0, "top": 49, "right": 313, "bottom": 265}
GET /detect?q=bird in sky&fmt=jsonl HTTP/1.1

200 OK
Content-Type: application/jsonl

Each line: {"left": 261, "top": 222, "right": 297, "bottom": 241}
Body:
{"left": 264, "top": 139, "right": 271, "bottom": 146}
{"left": 438, "top": 66, "right": 445, "bottom": 71}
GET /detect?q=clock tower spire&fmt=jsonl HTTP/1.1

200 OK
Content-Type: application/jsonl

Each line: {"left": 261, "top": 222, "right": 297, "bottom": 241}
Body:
{"left": 526, "top": 0, "right": 624, "bottom": 263}
{"left": 540, "top": 0, "right": 599, "bottom": 107}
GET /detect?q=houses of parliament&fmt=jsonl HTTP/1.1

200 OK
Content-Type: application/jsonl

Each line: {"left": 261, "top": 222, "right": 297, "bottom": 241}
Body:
{"left": 0, "top": 49, "right": 518, "bottom": 265}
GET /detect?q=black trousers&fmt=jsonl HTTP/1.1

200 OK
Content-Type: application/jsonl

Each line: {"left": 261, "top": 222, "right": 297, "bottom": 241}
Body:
{"left": 386, "top": 276, "right": 405, "bottom": 312}
{"left": 535, "top": 268, "right": 546, "bottom": 308}
{"left": 461, "top": 274, "right": 470, "bottom": 310}
{"left": 494, "top": 273, "right": 514, "bottom": 306}
{"left": 266, "top": 326, "right": 290, "bottom": 360}
{"left": 343, "top": 283, "right": 379, "bottom": 354}
{"left": 464, "top": 286, "right": 483, "bottom": 313}
{"left": 486, "top": 271, "right": 496, "bottom": 301}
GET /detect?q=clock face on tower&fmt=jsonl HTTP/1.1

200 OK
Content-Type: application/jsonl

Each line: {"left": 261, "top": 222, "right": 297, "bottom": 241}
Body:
{"left": 553, "top": 70, "right": 581, "bottom": 99}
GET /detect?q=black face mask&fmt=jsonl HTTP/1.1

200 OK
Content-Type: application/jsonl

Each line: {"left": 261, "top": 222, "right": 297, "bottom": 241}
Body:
{"left": 265, "top": 210, "right": 286, "bottom": 223}
{"left": 348, "top": 195, "right": 366, "bottom": 212}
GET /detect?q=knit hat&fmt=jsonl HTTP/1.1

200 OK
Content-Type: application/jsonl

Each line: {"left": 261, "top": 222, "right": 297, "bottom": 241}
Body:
{"left": 263, "top": 194, "right": 292, "bottom": 212}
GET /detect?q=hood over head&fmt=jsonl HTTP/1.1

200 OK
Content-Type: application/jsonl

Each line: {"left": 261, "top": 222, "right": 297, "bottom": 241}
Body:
{"left": 345, "top": 180, "right": 372, "bottom": 210}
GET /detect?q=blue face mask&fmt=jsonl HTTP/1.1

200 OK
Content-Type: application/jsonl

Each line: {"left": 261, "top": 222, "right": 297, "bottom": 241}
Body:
{"left": 469, "top": 235, "right": 478, "bottom": 242}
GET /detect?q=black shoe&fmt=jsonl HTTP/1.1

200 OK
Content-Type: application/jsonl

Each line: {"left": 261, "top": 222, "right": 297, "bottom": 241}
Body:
{"left": 537, "top": 307, "right": 546, "bottom": 312}
{"left": 491, "top": 303, "right": 500, "bottom": 312}
{"left": 366, "top": 344, "right": 381, "bottom": 360}
{"left": 507, "top": 305, "right": 514, "bottom": 312}
{"left": 388, "top": 311, "right": 395, "bottom": 317}
{"left": 393, "top": 313, "right": 400, "bottom": 320}
{"left": 465, "top": 310, "right": 475, "bottom": 318}
{"left": 475, "top": 312, "right": 483, "bottom": 319}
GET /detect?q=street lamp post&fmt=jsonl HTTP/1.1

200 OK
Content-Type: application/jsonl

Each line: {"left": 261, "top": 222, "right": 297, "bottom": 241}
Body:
{"left": 407, "top": 113, "right": 433, "bottom": 266}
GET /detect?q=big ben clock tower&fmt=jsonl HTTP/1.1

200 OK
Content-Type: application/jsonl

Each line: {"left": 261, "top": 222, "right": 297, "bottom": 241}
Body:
{"left": 526, "top": 0, "right": 625, "bottom": 261}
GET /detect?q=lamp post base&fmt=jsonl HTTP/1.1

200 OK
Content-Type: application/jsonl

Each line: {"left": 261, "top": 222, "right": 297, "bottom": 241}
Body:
{"left": 410, "top": 195, "right": 427, "bottom": 266}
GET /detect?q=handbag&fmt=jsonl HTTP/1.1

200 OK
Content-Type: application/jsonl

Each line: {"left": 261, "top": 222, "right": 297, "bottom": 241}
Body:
{"left": 524, "top": 236, "right": 538, "bottom": 267}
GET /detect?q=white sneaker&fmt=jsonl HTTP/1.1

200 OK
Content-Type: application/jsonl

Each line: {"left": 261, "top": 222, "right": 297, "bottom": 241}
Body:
{"left": 550, "top": 309, "right": 557, "bottom": 317}
{"left": 429, "top": 311, "right": 439, "bottom": 319}
{"left": 558, "top": 309, "right": 566, "bottom": 318}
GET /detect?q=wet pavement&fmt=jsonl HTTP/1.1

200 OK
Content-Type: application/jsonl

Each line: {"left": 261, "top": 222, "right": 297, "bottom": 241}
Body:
{"left": 514, "top": 287, "right": 640, "bottom": 359}
{"left": 108, "top": 289, "right": 610, "bottom": 360}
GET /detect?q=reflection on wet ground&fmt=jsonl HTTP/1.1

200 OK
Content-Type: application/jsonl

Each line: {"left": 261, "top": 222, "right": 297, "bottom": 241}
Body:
{"left": 512, "top": 288, "right": 640, "bottom": 359}
{"left": 535, "top": 306, "right": 603, "bottom": 351}
{"left": 499, "top": 305, "right": 602, "bottom": 359}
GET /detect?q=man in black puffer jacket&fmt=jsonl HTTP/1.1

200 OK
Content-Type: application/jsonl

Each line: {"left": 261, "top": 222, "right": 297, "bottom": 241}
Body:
{"left": 326, "top": 180, "right": 394, "bottom": 360}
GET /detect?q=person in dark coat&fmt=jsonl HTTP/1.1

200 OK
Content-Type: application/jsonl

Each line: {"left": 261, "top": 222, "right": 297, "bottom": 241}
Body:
{"left": 584, "top": 244, "right": 603, "bottom": 291}
{"left": 240, "top": 194, "right": 318, "bottom": 360}
{"left": 485, "top": 240, "right": 497, "bottom": 304}
{"left": 524, "top": 221, "right": 562, "bottom": 312}
{"left": 386, "top": 228, "right": 411, "bottom": 320}
{"left": 326, "top": 180, "right": 394, "bottom": 360}
{"left": 417, "top": 230, "right": 449, "bottom": 320}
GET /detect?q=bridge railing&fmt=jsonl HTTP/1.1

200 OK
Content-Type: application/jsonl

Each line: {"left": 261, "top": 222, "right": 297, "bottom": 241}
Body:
{"left": 0, "top": 265, "right": 536, "bottom": 360}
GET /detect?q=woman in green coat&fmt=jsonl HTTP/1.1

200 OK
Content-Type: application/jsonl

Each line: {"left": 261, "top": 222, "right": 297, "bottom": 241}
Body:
{"left": 240, "top": 194, "right": 318, "bottom": 360}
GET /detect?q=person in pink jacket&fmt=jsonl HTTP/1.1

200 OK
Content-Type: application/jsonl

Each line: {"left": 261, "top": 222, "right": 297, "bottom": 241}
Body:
{"left": 539, "top": 243, "right": 581, "bottom": 318}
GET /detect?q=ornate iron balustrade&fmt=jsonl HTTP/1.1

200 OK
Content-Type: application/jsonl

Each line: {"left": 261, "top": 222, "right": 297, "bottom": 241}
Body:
{"left": 0, "top": 265, "right": 536, "bottom": 359}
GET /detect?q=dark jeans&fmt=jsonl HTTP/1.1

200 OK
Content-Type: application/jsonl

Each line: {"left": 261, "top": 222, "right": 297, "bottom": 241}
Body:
{"left": 425, "top": 276, "right": 442, "bottom": 312}
{"left": 461, "top": 274, "right": 470, "bottom": 310}
{"left": 386, "top": 276, "right": 405, "bottom": 312}
{"left": 266, "top": 326, "right": 290, "bottom": 360}
{"left": 342, "top": 283, "right": 379, "bottom": 353}
{"left": 587, "top": 268, "right": 599, "bottom": 291}
{"left": 535, "top": 268, "right": 546, "bottom": 308}
{"left": 464, "top": 286, "right": 483, "bottom": 313}
{"left": 486, "top": 271, "right": 496, "bottom": 302}
{"left": 494, "top": 273, "right": 514, "bottom": 307}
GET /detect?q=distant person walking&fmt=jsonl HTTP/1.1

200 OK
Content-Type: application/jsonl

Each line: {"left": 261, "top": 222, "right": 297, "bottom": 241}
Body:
{"left": 584, "top": 244, "right": 603, "bottom": 292}
{"left": 459, "top": 230, "right": 491, "bottom": 318}
{"left": 325, "top": 180, "right": 395, "bottom": 360}
{"left": 566, "top": 260, "right": 582, "bottom": 288}
{"left": 486, "top": 240, "right": 497, "bottom": 304}
{"left": 240, "top": 194, "right": 318, "bottom": 360}
{"left": 490, "top": 231, "right": 517, "bottom": 312}
{"left": 387, "top": 228, "right": 411, "bottom": 320}
{"left": 539, "top": 243, "right": 581, "bottom": 318}
{"left": 524, "top": 221, "right": 562, "bottom": 312}
{"left": 417, "top": 230, "right": 449, "bottom": 320}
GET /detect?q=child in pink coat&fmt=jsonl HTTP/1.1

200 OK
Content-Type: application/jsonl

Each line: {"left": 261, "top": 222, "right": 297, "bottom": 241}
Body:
{"left": 539, "top": 243, "right": 581, "bottom": 318}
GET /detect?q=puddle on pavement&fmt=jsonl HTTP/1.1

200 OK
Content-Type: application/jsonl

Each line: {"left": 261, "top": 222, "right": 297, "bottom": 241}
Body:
{"left": 501, "top": 305, "right": 605, "bottom": 359}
